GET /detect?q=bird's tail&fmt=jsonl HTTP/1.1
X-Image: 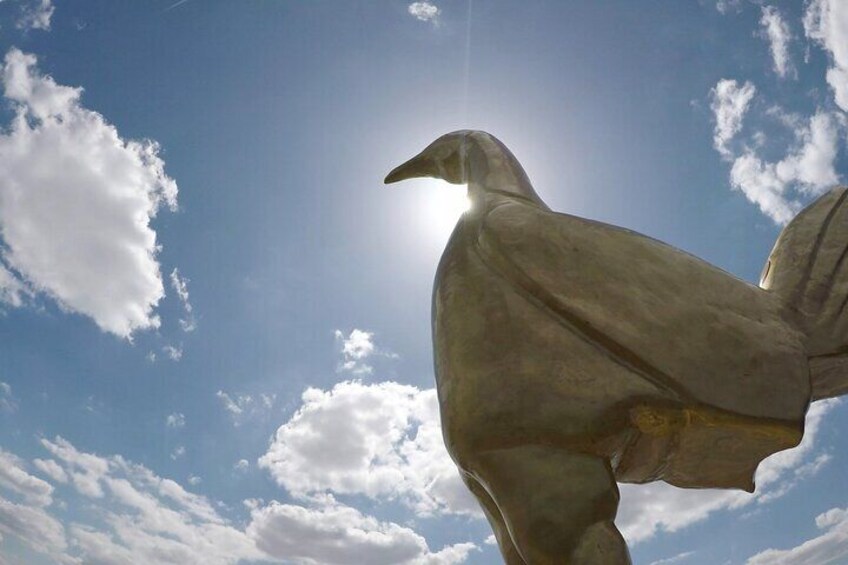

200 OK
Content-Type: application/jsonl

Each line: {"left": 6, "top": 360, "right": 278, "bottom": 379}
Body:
{"left": 761, "top": 187, "right": 848, "bottom": 400}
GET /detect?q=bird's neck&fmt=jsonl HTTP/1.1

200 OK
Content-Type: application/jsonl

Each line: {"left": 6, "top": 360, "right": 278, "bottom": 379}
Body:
{"left": 464, "top": 137, "right": 549, "bottom": 211}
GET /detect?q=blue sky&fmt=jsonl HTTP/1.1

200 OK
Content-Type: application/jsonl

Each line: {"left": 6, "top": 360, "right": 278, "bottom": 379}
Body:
{"left": 1, "top": 0, "right": 848, "bottom": 563}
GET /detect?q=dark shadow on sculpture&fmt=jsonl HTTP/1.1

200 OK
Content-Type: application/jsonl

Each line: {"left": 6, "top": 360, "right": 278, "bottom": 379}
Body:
{"left": 386, "top": 130, "right": 848, "bottom": 564}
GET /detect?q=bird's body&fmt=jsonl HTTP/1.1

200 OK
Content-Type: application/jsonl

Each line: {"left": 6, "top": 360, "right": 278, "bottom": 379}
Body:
{"left": 434, "top": 193, "right": 807, "bottom": 490}
{"left": 386, "top": 130, "right": 848, "bottom": 564}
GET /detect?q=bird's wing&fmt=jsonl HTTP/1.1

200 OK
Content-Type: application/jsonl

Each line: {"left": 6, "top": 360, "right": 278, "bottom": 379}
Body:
{"left": 476, "top": 201, "right": 808, "bottom": 422}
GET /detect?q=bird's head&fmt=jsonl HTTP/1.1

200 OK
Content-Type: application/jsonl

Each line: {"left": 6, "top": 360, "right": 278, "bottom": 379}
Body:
{"left": 384, "top": 130, "right": 547, "bottom": 208}
{"left": 384, "top": 130, "right": 471, "bottom": 185}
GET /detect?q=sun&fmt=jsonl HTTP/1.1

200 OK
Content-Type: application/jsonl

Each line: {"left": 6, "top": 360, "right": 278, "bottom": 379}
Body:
{"left": 419, "top": 179, "right": 472, "bottom": 238}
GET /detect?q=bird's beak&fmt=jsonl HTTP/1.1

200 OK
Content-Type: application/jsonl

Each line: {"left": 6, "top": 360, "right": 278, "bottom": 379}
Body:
{"left": 384, "top": 152, "right": 434, "bottom": 184}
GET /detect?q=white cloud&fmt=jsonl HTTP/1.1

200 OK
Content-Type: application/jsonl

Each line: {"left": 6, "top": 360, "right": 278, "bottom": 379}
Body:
{"left": 805, "top": 0, "right": 848, "bottom": 112}
{"left": 259, "top": 380, "right": 481, "bottom": 517}
{"left": 0, "top": 449, "right": 53, "bottom": 507}
{"left": 0, "top": 49, "right": 178, "bottom": 338}
{"left": 0, "top": 264, "right": 27, "bottom": 307}
{"left": 17, "top": 0, "right": 54, "bottom": 32}
{"left": 170, "top": 268, "right": 196, "bottom": 332}
{"left": 32, "top": 459, "right": 68, "bottom": 485}
{"left": 170, "top": 446, "right": 185, "bottom": 461}
{"left": 1, "top": 436, "right": 474, "bottom": 564}
{"left": 759, "top": 6, "right": 794, "bottom": 79}
{"left": 216, "top": 389, "right": 276, "bottom": 427}
{"left": 166, "top": 412, "right": 186, "bottom": 429}
{"left": 187, "top": 475, "right": 201, "bottom": 486}
{"left": 247, "top": 496, "right": 476, "bottom": 565}
{"left": 649, "top": 551, "right": 696, "bottom": 565}
{"left": 408, "top": 1, "right": 440, "bottom": 23}
{"left": 715, "top": 0, "right": 742, "bottom": 15}
{"left": 234, "top": 459, "right": 249, "bottom": 472}
{"left": 0, "top": 381, "right": 17, "bottom": 414}
{"left": 710, "top": 79, "right": 757, "bottom": 159}
{"left": 728, "top": 110, "right": 840, "bottom": 224}
{"left": 40, "top": 436, "right": 110, "bottom": 498}
{"left": 335, "top": 328, "right": 376, "bottom": 374}
{"left": 0, "top": 498, "right": 69, "bottom": 560}
{"left": 618, "top": 399, "right": 840, "bottom": 544}
{"left": 0, "top": 437, "right": 266, "bottom": 564}
{"left": 747, "top": 505, "right": 848, "bottom": 564}
{"left": 163, "top": 344, "right": 183, "bottom": 361}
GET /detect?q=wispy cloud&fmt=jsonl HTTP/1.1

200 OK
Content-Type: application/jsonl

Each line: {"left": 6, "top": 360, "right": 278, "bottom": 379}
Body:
{"left": 163, "top": 344, "right": 183, "bottom": 362}
{"left": 0, "top": 382, "right": 17, "bottom": 414}
{"left": 715, "top": 0, "right": 743, "bottom": 15}
{"left": 710, "top": 79, "right": 756, "bottom": 159}
{"left": 170, "top": 268, "right": 196, "bottom": 333}
{"left": 166, "top": 413, "right": 186, "bottom": 428}
{"left": 17, "top": 0, "right": 54, "bottom": 32}
{"left": 649, "top": 551, "right": 696, "bottom": 565}
{"left": 759, "top": 6, "right": 795, "bottom": 79}
{"left": 747, "top": 504, "right": 848, "bottom": 563}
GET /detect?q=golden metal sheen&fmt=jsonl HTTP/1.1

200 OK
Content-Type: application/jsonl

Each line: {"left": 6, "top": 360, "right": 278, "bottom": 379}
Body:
{"left": 386, "top": 130, "right": 848, "bottom": 564}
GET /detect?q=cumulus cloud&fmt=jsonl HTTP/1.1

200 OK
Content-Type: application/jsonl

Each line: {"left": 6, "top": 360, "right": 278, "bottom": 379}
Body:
{"left": 17, "top": 0, "right": 54, "bottom": 32}
{"left": 0, "top": 49, "right": 178, "bottom": 338}
{"left": 335, "top": 328, "right": 376, "bottom": 374}
{"left": 248, "top": 496, "right": 476, "bottom": 565}
{"left": 259, "top": 380, "right": 481, "bottom": 517}
{"left": 2, "top": 435, "right": 474, "bottom": 564}
{"left": 166, "top": 412, "right": 186, "bottom": 429}
{"left": 709, "top": 73, "right": 841, "bottom": 225}
{"left": 408, "top": 1, "right": 440, "bottom": 23}
{"left": 170, "top": 268, "right": 196, "bottom": 332}
{"left": 728, "top": 111, "right": 840, "bottom": 224}
{"left": 805, "top": 0, "right": 848, "bottom": 112}
{"left": 0, "top": 498, "right": 68, "bottom": 559}
{"left": 0, "top": 449, "right": 53, "bottom": 507}
{"left": 759, "top": 6, "right": 794, "bottom": 79}
{"left": 618, "top": 399, "right": 840, "bottom": 544}
{"left": 32, "top": 459, "right": 67, "bottom": 485}
{"left": 710, "top": 79, "right": 757, "bottom": 159}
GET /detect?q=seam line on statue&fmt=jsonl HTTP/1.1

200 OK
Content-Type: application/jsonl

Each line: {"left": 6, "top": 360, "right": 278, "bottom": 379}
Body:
{"left": 795, "top": 189, "right": 848, "bottom": 310}
{"left": 472, "top": 229, "right": 695, "bottom": 405}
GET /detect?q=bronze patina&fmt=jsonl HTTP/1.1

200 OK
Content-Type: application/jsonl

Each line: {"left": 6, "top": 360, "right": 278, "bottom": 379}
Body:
{"left": 386, "top": 130, "right": 848, "bottom": 564}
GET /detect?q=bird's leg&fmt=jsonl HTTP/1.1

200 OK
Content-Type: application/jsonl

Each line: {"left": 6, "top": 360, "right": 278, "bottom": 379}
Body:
{"left": 467, "top": 445, "right": 631, "bottom": 565}
{"left": 461, "top": 472, "right": 526, "bottom": 564}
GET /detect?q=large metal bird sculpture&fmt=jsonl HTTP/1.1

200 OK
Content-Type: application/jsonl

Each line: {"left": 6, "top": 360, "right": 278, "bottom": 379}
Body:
{"left": 385, "top": 130, "right": 848, "bottom": 564}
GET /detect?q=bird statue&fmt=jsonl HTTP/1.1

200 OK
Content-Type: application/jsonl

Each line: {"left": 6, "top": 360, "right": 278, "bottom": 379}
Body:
{"left": 385, "top": 130, "right": 848, "bottom": 564}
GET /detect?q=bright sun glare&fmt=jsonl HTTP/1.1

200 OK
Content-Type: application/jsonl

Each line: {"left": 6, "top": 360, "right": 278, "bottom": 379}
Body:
{"left": 421, "top": 180, "right": 472, "bottom": 238}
